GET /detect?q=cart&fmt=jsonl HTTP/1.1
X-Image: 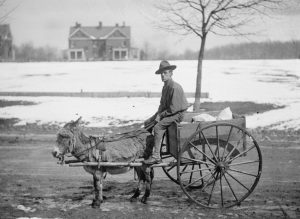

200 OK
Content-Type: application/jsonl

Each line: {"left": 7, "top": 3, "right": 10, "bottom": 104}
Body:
{"left": 70, "top": 111, "right": 262, "bottom": 209}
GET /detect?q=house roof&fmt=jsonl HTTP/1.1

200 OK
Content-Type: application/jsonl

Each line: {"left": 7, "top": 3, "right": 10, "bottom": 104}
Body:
{"left": 0, "top": 24, "right": 12, "bottom": 39}
{"left": 69, "top": 24, "right": 131, "bottom": 40}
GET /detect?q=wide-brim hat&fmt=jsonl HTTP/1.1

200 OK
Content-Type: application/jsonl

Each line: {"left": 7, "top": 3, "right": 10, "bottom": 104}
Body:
{"left": 155, "top": 60, "right": 177, "bottom": 74}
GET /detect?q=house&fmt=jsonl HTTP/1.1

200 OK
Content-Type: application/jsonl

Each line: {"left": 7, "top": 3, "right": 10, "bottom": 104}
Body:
{"left": 68, "top": 21, "right": 138, "bottom": 61}
{"left": 0, "top": 24, "right": 14, "bottom": 61}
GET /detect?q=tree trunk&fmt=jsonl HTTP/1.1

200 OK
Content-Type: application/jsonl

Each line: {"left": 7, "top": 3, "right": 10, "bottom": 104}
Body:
{"left": 193, "top": 35, "right": 206, "bottom": 112}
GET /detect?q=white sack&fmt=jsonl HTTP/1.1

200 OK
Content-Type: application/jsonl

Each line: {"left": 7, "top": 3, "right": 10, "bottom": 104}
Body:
{"left": 192, "top": 113, "right": 216, "bottom": 122}
{"left": 217, "top": 107, "right": 233, "bottom": 121}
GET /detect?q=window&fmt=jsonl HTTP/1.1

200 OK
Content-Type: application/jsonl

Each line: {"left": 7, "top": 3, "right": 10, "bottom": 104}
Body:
{"left": 70, "top": 51, "right": 75, "bottom": 59}
{"left": 77, "top": 51, "right": 82, "bottom": 59}
{"left": 69, "top": 49, "right": 85, "bottom": 61}
{"left": 114, "top": 50, "right": 120, "bottom": 60}
{"left": 121, "top": 50, "right": 127, "bottom": 59}
{"left": 113, "top": 48, "right": 128, "bottom": 60}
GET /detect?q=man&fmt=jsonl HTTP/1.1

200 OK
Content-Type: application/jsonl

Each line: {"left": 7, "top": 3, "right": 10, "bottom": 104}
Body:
{"left": 143, "top": 60, "right": 189, "bottom": 165}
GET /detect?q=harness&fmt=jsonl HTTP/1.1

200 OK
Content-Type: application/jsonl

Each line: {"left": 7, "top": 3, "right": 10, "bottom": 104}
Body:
{"left": 66, "top": 126, "right": 151, "bottom": 163}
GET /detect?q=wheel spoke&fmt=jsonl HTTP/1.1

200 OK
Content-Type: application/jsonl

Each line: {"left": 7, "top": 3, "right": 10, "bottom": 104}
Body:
{"left": 220, "top": 172, "right": 224, "bottom": 207}
{"left": 179, "top": 164, "right": 189, "bottom": 175}
{"left": 200, "top": 170, "right": 217, "bottom": 192}
{"left": 161, "top": 154, "right": 173, "bottom": 159}
{"left": 201, "top": 133, "right": 207, "bottom": 162}
{"left": 179, "top": 166, "right": 214, "bottom": 175}
{"left": 227, "top": 145, "right": 256, "bottom": 163}
{"left": 184, "top": 171, "right": 213, "bottom": 189}
{"left": 189, "top": 164, "right": 195, "bottom": 184}
{"left": 228, "top": 160, "right": 259, "bottom": 167}
{"left": 181, "top": 156, "right": 215, "bottom": 166}
{"left": 189, "top": 141, "right": 217, "bottom": 165}
{"left": 224, "top": 134, "right": 243, "bottom": 161}
{"left": 208, "top": 171, "right": 219, "bottom": 206}
{"left": 200, "top": 131, "right": 219, "bottom": 162}
{"left": 223, "top": 173, "right": 239, "bottom": 202}
{"left": 215, "top": 125, "right": 220, "bottom": 158}
{"left": 166, "top": 164, "right": 176, "bottom": 172}
{"left": 199, "top": 164, "right": 204, "bottom": 185}
{"left": 228, "top": 168, "right": 258, "bottom": 177}
{"left": 226, "top": 171, "right": 250, "bottom": 192}
{"left": 221, "top": 126, "right": 233, "bottom": 160}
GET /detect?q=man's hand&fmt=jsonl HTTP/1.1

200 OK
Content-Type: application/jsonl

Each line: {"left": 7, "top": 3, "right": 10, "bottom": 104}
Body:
{"left": 155, "top": 114, "right": 161, "bottom": 122}
{"left": 144, "top": 118, "right": 152, "bottom": 127}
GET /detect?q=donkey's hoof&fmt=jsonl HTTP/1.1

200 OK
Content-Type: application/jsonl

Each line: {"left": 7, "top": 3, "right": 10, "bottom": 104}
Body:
{"left": 91, "top": 199, "right": 101, "bottom": 208}
{"left": 140, "top": 196, "right": 147, "bottom": 204}
{"left": 130, "top": 197, "right": 138, "bottom": 202}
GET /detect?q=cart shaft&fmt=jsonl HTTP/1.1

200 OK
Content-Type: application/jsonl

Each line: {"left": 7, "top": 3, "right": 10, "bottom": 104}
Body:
{"left": 69, "top": 161, "right": 174, "bottom": 168}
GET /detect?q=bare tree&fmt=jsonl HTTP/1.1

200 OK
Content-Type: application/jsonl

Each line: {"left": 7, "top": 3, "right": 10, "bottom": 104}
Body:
{"left": 0, "top": 0, "right": 18, "bottom": 24}
{"left": 155, "top": 0, "right": 284, "bottom": 111}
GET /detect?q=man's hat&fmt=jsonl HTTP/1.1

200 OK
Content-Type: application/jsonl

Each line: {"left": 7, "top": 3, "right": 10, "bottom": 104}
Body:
{"left": 155, "top": 60, "right": 177, "bottom": 74}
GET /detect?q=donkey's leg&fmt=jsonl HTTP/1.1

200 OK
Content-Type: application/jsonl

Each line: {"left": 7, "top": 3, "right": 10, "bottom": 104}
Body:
{"left": 130, "top": 180, "right": 143, "bottom": 202}
{"left": 130, "top": 167, "right": 143, "bottom": 202}
{"left": 92, "top": 170, "right": 104, "bottom": 208}
{"left": 141, "top": 167, "right": 154, "bottom": 204}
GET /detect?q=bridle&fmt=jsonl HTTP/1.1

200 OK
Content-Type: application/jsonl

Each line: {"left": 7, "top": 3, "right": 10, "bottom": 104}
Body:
{"left": 57, "top": 128, "right": 103, "bottom": 163}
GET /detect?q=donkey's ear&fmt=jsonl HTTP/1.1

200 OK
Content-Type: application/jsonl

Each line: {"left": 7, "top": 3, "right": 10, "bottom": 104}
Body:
{"left": 74, "top": 116, "right": 82, "bottom": 126}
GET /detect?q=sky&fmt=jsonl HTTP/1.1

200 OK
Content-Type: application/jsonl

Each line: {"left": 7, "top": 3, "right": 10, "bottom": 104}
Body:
{"left": 2, "top": 0, "right": 300, "bottom": 54}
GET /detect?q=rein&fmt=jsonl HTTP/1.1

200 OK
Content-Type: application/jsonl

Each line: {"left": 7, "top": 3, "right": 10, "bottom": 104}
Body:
{"left": 71, "top": 135, "right": 102, "bottom": 160}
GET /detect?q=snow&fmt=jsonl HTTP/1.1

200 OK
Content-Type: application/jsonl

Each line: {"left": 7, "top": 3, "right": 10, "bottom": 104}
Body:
{"left": 0, "top": 60, "right": 300, "bottom": 130}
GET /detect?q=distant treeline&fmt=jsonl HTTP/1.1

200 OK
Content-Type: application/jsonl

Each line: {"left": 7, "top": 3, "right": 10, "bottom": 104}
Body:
{"left": 204, "top": 41, "right": 300, "bottom": 60}
{"left": 167, "top": 40, "right": 300, "bottom": 60}
{"left": 11, "top": 40, "right": 300, "bottom": 62}
{"left": 13, "top": 42, "right": 64, "bottom": 62}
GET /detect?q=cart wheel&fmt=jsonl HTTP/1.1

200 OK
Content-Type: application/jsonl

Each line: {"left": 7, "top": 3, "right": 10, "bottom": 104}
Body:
{"left": 177, "top": 123, "right": 262, "bottom": 208}
{"left": 160, "top": 133, "right": 210, "bottom": 188}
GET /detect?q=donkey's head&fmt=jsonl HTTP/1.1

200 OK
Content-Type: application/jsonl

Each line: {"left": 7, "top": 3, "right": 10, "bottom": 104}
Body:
{"left": 52, "top": 117, "right": 82, "bottom": 163}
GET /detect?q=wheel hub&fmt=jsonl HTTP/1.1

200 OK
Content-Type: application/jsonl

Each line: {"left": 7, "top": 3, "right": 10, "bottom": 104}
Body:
{"left": 215, "top": 161, "right": 228, "bottom": 172}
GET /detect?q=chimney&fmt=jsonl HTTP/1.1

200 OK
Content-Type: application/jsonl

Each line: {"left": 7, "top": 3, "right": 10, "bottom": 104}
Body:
{"left": 75, "top": 22, "right": 81, "bottom": 28}
{"left": 98, "top": 21, "right": 102, "bottom": 28}
{"left": 115, "top": 23, "right": 119, "bottom": 27}
{"left": 122, "top": 21, "right": 125, "bottom": 27}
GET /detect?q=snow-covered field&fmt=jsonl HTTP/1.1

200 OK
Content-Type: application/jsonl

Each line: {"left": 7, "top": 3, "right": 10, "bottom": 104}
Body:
{"left": 0, "top": 60, "right": 300, "bottom": 130}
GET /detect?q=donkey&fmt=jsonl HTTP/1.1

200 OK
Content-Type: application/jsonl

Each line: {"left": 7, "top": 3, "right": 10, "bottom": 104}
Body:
{"left": 52, "top": 117, "right": 155, "bottom": 208}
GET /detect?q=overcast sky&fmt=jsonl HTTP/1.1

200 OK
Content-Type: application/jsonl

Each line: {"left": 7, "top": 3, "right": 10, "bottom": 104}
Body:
{"left": 2, "top": 0, "right": 300, "bottom": 54}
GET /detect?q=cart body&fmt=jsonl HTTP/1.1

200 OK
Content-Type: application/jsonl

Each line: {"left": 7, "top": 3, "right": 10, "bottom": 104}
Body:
{"left": 161, "top": 111, "right": 245, "bottom": 158}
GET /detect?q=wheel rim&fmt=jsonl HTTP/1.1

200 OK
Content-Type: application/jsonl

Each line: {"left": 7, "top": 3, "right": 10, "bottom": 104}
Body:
{"left": 178, "top": 123, "right": 262, "bottom": 208}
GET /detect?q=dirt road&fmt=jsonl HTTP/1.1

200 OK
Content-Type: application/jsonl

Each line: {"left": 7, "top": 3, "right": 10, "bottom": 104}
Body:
{"left": 0, "top": 129, "right": 299, "bottom": 219}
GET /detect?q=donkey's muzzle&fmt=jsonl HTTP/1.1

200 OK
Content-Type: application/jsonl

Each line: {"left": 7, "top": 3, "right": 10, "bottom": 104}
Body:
{"left": 52, "top": 150, "right": 58, "bottom": 158}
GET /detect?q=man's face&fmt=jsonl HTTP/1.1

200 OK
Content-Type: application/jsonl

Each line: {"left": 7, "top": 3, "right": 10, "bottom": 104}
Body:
{"left": 160, "top": 70, "right": 173, "bottom": 82}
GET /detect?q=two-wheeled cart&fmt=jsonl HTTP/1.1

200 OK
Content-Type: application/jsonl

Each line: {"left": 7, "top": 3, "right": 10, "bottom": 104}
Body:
{"left": 70, "top": 111, "right": 262, "bottom": 209}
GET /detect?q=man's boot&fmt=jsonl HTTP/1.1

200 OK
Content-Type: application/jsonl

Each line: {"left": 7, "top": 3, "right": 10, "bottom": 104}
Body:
{"left": 143, "top": 140, "right": 162, "bottom": 165}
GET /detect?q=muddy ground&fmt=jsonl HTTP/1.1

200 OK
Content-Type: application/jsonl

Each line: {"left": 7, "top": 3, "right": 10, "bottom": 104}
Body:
{"left": 0, "top": 123, "right": 299, "bottom": 219}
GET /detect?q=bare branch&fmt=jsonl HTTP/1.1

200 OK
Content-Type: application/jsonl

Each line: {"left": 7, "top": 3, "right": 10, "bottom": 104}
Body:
{"left": 0, "top": 0, "right": 19, "bottom": 24}
{"left": 155, "top": 0, "right": 284, "bottom": 40}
